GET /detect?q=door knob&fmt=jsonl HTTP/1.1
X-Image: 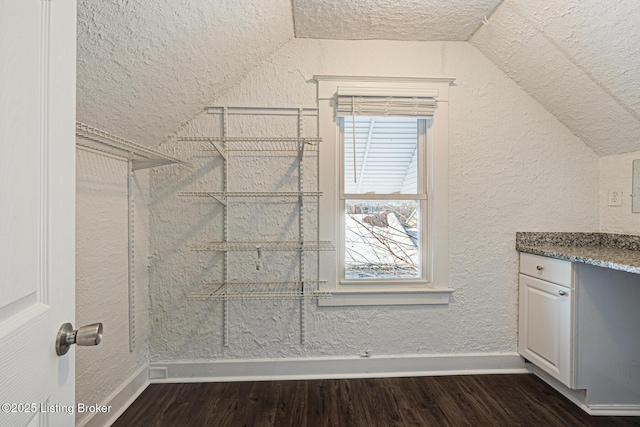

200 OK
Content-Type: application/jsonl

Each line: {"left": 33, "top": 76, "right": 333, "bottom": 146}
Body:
{"left": 56, "top": 322, "right": 103, "bottom": 356}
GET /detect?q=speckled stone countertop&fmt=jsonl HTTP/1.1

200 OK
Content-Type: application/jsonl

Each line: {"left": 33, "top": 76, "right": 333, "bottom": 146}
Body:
{"left": 516, "top": 232, "right": 640, "bottom": 275}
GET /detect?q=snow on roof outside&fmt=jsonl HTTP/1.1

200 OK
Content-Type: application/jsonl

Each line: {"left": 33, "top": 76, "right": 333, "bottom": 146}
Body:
{"left": 345, "top": 210, "right": 419, "bottom": 279}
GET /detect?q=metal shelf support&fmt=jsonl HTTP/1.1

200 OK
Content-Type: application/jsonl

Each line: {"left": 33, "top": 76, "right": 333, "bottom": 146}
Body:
{"left": 76, "top": 123, "right": 190, "bottom": 354}
{"left": 127, "top": 160, "right": 136, "bottom": 352}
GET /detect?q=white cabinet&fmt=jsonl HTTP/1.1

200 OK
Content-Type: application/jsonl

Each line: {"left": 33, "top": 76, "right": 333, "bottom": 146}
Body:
{"left": 518, "top": 253, "right": 573, "bottom": 387}
{"left": 518, "top": 251, "right": 640, "bottom": 412}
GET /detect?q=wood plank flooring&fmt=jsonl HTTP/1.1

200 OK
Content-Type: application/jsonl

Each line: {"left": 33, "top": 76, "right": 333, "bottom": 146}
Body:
{"left": 112, "top": 374, "right": 640, "bottom": 426}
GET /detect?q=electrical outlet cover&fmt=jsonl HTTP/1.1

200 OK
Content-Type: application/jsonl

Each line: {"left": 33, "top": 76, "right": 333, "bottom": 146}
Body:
{"left": 608, "top": 189, "right": 622, "bottom": 206}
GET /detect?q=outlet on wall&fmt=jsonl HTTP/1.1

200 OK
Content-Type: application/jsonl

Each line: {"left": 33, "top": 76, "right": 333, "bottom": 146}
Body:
{"left": 608, "top": 189, "right": 623, "bottom": 207}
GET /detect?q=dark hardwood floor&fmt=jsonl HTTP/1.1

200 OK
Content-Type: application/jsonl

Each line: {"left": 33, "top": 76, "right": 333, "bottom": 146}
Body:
{"left": 113, "top": 374, "right": 640, "bottom": 426}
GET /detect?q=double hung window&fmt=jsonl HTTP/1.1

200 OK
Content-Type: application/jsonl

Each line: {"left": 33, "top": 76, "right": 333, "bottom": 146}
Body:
{"left": 315, "top": 76, "right": 453, "bottom": 306}
{"left": 340, "top": 116, "right": 429, "bottom": 283}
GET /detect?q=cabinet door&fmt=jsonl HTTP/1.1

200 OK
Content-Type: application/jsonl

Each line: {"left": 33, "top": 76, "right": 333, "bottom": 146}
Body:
{"left": 519, "top": 274, "right": 572, "bottom": 387}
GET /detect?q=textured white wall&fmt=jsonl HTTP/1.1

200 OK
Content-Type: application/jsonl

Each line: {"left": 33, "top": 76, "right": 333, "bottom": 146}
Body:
{"left": 76, "top": 146, "right": 150, "bottom": 425}
{"left": 149, "top": 40, "right": 599, "bottom": 362}
{"left": 471, "top": 0, "right": 640, "bottom": 156}
{"left": 600, "top": 150, "right": 640, "bottom": 233}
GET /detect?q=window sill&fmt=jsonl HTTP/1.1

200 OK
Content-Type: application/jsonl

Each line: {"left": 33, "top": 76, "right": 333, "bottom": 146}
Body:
{"left": 317, "top": 287, "right": 453, "bottom": 307}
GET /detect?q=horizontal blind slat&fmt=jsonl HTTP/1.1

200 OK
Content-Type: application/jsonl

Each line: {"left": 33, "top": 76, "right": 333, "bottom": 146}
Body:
{"left": 337, "top": 95, "right": 435, "bottom": 117}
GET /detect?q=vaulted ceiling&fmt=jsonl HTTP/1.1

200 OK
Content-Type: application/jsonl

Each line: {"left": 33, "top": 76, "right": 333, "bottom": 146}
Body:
{"left": 77, "top": 0, "right": 640, "bottom": 156}
{"left": 470, "top": 0, "right": 640, "bottom": 156}
{"left": 76, "top": 0, "right": 294, "bottom": 146}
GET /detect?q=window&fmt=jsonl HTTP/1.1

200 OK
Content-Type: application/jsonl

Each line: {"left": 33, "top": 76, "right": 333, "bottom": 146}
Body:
{"left": 315, "top": 75, "right": 454, "bottom": 306}
{"left": 341, "top": 116, "right": 427, "bottom": 282}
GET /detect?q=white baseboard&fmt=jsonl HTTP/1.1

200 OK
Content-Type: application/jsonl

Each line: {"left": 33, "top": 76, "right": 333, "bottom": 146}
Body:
{"left": 531, "top": 365, "right": 640, "bottom": 417}
{"left": 77, "top": 364, "right": 150, "bottom": 427}
{"left": 149, "top": 353, "right": 527, "bottom": 383}
{"left": 73, "top": 354, "right": 640, "bottom": 425}
{"left": 75, "top": 353, "right": 525, "bottom": 426}
{"left": 530, "top": 365, "right": 589, "bottom": 411}
{"left": 586, "top": 405, "right": 640, "bottom": 416}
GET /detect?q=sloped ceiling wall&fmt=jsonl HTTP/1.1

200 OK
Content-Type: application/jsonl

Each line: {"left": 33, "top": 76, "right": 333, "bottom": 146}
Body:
{"left": 471, "top": 0, "right": 640, "bottom": 156}
{"left": 76, "top": 0, "right": 293, "bottom": 146}
{"left": 76, "top": 0, "right": 640, "bottom": 156}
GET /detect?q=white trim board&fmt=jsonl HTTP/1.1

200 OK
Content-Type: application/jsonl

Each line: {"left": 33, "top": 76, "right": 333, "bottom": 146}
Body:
{"left": 77, "top": 364, "right": 150, "bottom": 427}
{"left": 531, "top": 365, "right": 640, "bottom": 417}
{"left": 148, "top": 353, "right": 526, "bottom": 383}
{"left": 77, "top": 354, "right": 526, "bottom": 426}
{"left": 75, "top": 356, "right": 640, "bottom": 424}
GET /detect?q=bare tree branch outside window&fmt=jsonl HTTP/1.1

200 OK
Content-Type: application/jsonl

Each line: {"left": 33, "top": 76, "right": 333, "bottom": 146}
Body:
{"left": 345, "top": 200, "right": 419, "bottom": 279}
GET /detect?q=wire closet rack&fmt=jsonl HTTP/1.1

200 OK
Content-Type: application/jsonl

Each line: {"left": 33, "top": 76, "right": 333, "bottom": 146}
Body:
{"left": 178, "top": 106, "right": 333, "bottom": 346}
{"left": 190, "top": 241, "right": 335, "bottom": 252}
{"left": 76, "top": 122, "right": 189, "bottom": 170}
{"left": 76, "top": 122, "right": 189, "bottom": 354}
{"left": 189, "top": 281, "right": 331, "bottom": 301}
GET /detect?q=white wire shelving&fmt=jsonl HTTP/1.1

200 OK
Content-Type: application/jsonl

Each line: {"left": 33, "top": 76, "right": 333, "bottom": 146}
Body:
{"left": 179, "top": 190, "right": 322, "bottom": 198}
{"left": 188, "top": 281, "right": 331, "bottom": 301}
{"left": 177, "top": 136, "right": 321, "bottom": 150}
{"left": 190, "top": 241, "right": 335, "bottom": 252}
{"left": 181, "top": 106, "right": 331, "bottom": 346}
{"left": 76, "top": 122, "right": 189, "bottom": 353}
{"left": 178, "top": 191, "right": 322, "bottom": 206}
{"left": 76, "top": 122, "right": 190, "bottom": 170}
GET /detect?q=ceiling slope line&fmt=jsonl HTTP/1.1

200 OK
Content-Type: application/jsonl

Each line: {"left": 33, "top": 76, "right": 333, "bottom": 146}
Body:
{"left": 467, "top": 0, "right": 505, "bottom": 41}
{"left": 507, "top": 3, "right": 640, "bottom": 125}
{"left": 290, "top": 0, "right": 298, "bottom": 39}
{"left": 162, "top": 36, "right": 296, "bottom": 150}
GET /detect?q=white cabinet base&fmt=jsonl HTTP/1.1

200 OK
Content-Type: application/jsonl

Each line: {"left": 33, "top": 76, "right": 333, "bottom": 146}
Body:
{"left": 531, "top": 364, "right": 640, "bottom": 417}
{"left": 518, "top": 274, "right": 573, "bottom": 387}
{"left": 519, "top": 252, "right": 640, "bottom": 415}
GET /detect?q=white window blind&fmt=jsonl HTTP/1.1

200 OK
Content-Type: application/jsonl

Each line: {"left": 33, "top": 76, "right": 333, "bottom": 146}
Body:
{"left": 336, "top": 87, "right": 437, "bottom": 117}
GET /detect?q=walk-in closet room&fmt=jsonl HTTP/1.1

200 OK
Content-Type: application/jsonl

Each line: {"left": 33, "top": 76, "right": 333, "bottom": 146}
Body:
{"left": 2, "top": 0, "right": 640, "bottom": 426}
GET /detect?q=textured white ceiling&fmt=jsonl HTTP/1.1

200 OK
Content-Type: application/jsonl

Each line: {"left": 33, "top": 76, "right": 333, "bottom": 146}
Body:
{"left": 76, "top": 0, "right": 640, "bottom": 156}
{"left": 471, "top": 0, "right": 640, "bottom": 156}
{"left": 77, "top": 0, "right": 293, "bottom": 146}
{"left": 293, "top": 0, "right": 503, "bottom": 41}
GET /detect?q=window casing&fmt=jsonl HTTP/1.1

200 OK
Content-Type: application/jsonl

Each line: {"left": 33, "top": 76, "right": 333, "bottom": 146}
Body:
{"left": 315, "top": 75, "right": 453, "bottom": 306}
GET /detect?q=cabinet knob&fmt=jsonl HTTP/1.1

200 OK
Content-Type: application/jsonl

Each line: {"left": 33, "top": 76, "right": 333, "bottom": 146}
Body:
{"left": 536, "top": 265, "right": 544, "bottom": 271}
{"left": 558, "top": 290, "right": 568, "bottom": 296}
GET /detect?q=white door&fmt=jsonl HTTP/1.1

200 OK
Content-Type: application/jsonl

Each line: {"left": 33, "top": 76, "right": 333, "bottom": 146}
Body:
{"left": 0, "top": 0, "right": 76, "bottom": 426}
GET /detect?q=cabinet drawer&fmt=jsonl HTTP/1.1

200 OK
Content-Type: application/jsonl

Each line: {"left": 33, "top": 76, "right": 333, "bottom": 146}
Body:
{"left": 520, "top": 252, "right": 572, "bottom": 288}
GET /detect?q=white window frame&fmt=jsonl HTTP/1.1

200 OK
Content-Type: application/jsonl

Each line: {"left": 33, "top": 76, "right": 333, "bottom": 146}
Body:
{"left": 339, "top": 117, "right": 428, "bottom": 284}
{"left": 315, "top": 75, "right": 454, "bottom": 306}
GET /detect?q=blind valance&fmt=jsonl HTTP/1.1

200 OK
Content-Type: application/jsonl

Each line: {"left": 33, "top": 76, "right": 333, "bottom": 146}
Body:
{"left": 336, "top": 87, "right": 437, "bottom": 117}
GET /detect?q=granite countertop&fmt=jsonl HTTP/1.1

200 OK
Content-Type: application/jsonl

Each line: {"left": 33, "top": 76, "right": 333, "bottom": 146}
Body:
{"left": 516, "top": 232, "right": 640, "bottom": 275}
